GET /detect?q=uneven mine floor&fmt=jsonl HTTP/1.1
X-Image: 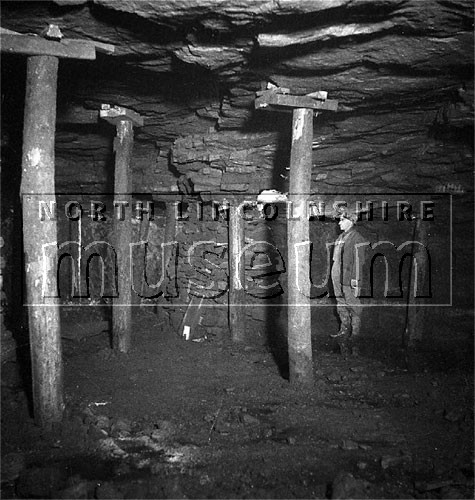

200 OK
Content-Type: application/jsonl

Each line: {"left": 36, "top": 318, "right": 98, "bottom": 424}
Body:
{"left": 1, "top": 309, "right": 473, "bottom": 499}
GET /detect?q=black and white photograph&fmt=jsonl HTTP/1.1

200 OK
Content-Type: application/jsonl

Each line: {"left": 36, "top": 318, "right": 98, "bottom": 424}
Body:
{"left": 0, "top": 1, "right": 473, "bottom": 498}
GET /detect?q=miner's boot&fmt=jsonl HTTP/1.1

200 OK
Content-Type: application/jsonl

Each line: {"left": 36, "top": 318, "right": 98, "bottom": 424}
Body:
{"left": 330, "top": 307, "right": 351, "bottom": 338}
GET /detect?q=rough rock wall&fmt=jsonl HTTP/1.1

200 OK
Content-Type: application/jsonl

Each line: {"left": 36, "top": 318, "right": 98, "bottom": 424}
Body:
{"left": 0, "top": 0, "right": 473, "bottom": 342}
{"left": 162, "top": 199, "right": 229, "bottom": 340}
{"left": 3, "top": 0, "right": 472, "bottom": 198}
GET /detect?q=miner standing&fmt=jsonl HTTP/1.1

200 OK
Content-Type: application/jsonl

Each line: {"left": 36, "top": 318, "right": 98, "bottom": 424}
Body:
{"left": 330, "top": 207, "right": 368, "bottom": 357}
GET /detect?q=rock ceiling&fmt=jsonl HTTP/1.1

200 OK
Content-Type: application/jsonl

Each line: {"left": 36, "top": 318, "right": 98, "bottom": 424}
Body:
{"left": 1, "top": 0, "right": 473, "bottom": 196}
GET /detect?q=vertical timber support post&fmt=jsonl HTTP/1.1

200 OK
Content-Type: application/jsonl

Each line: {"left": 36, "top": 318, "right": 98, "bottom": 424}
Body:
{"left": 228, "top": 202, "right": 246, "bottom": 342}
{"left": 100, "top": 105, "right": 143, "bottom": 353}
{"left": 20, "top": 55, "right": 64, "bottom": 425}
{"left": 288, "top": 108, "right": 314, "bottom": 387}
{"left": 3, "top": 25, "right": 115, "bottom": 427}
{"left": 254, "top": 85, "right": 338, "bottom": 387}
{"left": 112, "top": 120, "right": 134, "bottom": 352}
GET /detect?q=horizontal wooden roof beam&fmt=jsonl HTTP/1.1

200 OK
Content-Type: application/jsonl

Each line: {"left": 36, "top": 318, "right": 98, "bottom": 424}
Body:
{"left": 1, "top": 33, "right": 95, "bottom": 59}
{"left": 100, "top": 104, "right": 144, "bottom": 127}
{"left": 0, "top": 29, "right": 115, "bottom": 59}
{"left": 63, "top": 38, "right": 115, "bottom": 55}
{"left": 255, "top": 91, "right": 338, "bottom": 112}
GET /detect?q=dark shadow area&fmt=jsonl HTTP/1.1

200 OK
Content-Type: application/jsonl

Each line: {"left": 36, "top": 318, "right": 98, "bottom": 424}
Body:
{"left": 1, "top": 54, "right": 33, "bottom": 415}
{"left": 262, "top": 216, "right": 289, "bottom": 379}
{"left": 265, "top": 302, "right": 289, "bottom": 380}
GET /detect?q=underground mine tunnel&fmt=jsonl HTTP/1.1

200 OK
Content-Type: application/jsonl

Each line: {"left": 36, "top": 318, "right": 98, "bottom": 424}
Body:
{"left": 0, "top": 1, "right": 473, "bottom": 498}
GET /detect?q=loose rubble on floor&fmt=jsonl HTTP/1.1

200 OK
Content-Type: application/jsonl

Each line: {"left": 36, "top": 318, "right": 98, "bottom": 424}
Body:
{"left": 1, "top": 312, "right": 473, "bottom": 499}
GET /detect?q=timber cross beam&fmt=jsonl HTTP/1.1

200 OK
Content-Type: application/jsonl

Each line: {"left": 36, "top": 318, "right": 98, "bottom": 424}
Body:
{"left": 255, "top": 87, "right": 338, "bottom": 113}
{"left": 100, "top": 104, "right": 143, "bottom": 353}
{"left": 99, "top": 104, "right": 144, "bottom": 127}
{"left": 254, "top": 84, "right": 338, "bottom": 388}
{"left": 4, "top": 24, "right": 116, "bottom": 427}
{"left": 0, "top": 26, "right": 115, "bottom": 59}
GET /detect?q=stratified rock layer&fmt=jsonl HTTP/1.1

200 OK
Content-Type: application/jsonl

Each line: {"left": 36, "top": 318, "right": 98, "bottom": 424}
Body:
{"left": 1, "top": 0, "right": 473, "bottom": 323}
{"left": 2, "top": 0, "right": 472, "bottom": 195}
